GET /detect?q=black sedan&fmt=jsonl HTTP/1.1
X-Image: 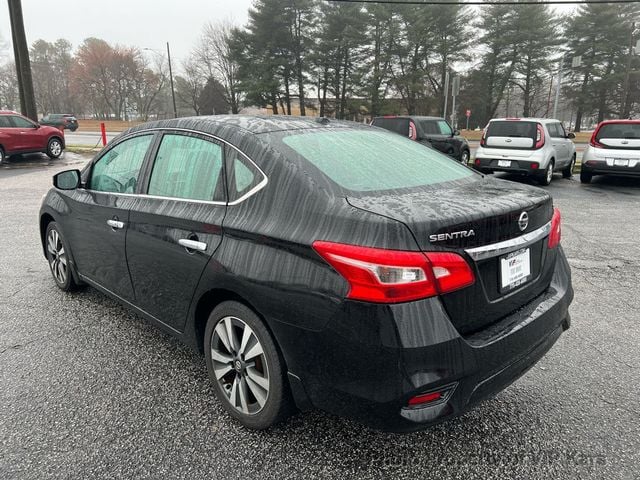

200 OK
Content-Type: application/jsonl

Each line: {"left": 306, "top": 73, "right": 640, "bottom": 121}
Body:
{"left": 39, "top": 116, "right": 573, "bottom": 432}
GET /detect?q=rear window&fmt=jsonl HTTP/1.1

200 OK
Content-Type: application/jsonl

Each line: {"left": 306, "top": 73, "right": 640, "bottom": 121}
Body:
{"left": 596, "top": 123, "right": 640, "bottom": 140}
{"left": 281, "top": 129, "right": 473, "bottom": 192}
{"left": 486, "top": 121, "right": 537, "bottom": 139}
{"left": 371, "top": 118, "right": 409, "bottom": 137}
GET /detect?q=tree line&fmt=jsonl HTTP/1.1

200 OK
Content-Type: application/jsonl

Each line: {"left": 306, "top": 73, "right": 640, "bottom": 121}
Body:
{"left": 1, "top": 0, "right": 639, "bottom": 131}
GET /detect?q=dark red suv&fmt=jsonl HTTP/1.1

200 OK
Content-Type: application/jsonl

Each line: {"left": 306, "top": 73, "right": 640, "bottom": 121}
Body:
{"left": 0, "top": 111, "right": 65, "bottom": 164}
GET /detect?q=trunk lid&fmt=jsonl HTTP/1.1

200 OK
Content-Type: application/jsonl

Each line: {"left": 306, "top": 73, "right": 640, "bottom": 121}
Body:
{"left": 347, "top": 177, "right": 555, "bottom": 335}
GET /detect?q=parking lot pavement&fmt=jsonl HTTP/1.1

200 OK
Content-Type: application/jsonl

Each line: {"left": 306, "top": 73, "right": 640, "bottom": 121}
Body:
{"left": 1, "top": 160, "right": 638, "bottom": 480}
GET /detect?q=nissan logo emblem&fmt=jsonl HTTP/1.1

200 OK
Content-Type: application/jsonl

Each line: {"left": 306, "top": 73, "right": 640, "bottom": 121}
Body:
{"left": 518, "top": 211, "right": 529, "bottom": 232}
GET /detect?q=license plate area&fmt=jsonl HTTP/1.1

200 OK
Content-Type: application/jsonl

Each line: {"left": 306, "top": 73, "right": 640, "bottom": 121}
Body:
{"left": 498, "top": 160, "right": 512, "bottom": 167}
{"left": 614, "top": 159, "right": 630, "bottom": 167}
{"left": 500, "top": 248, "right": 531, "bottom": 291}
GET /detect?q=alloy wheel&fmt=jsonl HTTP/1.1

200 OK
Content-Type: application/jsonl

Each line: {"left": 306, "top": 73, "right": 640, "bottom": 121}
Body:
{"left": 461, "top": 150, "right": 470, "bottom": 164}
{"left": 47, "top": 229, "right": 67, "bottom": 285}
{"left": 546, "top": 164, "right": 553, "bottom": 183}
{"left": 210, "top": 316, "right": 270, "bottom": 415}
{"left": 50, "top": 140, "right": 62, "bottom": 157}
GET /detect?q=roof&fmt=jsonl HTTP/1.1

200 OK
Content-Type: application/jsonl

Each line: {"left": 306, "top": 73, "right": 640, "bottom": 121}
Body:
{"left": 597, "top": 119, "right": 640, "bottom": 125}
{"left": 373, "top": 115, "right": 445, "bottom": 121}
{"left": 125, "top": 115, "right": 358, "bottom": 137}
{"left": 0, "top": 110, "right": 19, "bottom": 115}
{"left": 490, "top": 117, "right": 559, "bottom": 123}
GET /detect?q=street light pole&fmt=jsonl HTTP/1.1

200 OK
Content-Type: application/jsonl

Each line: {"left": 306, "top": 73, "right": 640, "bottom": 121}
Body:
{"left": 167, "top": 42, "right": 177, "bottom": 118}
{"left": 620, "top": 22, "right": 635, "bottom": 119}
{"left": 552, "top": 57, "right": 564, "bottom": 119}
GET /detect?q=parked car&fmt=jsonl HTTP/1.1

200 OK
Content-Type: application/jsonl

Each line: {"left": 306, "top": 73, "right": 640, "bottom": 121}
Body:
{"left": 473, "top": 118, "right": 576, "bottom": 186}
{"left": 39, "top": 116, "right": 572, "bottom": 432}
{"left": 371, "top": 115, "right": 471, "bottom": 163}
{"left": 0, "top": 110, "right": 65, "bottom": 164}
{"left": 40, "top": 113, "right": 78, "bottom": 131}
{"left": 581, "top": 120, "right": 640, "bottom": 183}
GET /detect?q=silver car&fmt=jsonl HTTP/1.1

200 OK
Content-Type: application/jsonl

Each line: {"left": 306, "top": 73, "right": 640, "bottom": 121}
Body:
{"left": 473, "top": 118, "right": 576, "bottom": 186}
{"left": 581, "top": 120, "right": 640, "bottom": 183}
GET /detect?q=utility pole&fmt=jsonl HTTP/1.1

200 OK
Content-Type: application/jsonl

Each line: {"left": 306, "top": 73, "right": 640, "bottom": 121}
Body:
{"left": 451, "top": 75, "right": 460, "bottom": 129}
{"left": 443, "top": 71, "right": 450, "bottom": 119}
{"left": 167, "top": 42, "right": 177, "bottom": 118}
{"left": 7, "top": 0, "right": 37, "bottom": 120}
{"left": 620, "top": 22, "right": 635, "bottom": 119}
{"left": 552, "top": 56, "right": 564, "bottom": 119}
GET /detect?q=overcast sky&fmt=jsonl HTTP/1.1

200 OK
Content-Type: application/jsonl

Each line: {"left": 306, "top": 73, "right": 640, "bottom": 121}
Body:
{"left": 0, "top": 0, "right": 253, "bottom": 66}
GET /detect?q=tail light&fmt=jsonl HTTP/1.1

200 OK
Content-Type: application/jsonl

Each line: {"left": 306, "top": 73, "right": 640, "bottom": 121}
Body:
{"left": 548, "top": 208, "right": 561, "bottom": 249}
{"left": 409, "top": 120, "right": 417, "bottom": 141}
{"left": 480, "top": 129, "right": 487, "bottom": 147}
{"left": 589, "top": 127, "right": 603, "bottom": 148}
{"left": 312, "top": 241, "right": 475, "bottom": 303}
{"left": 534, "top": 124, "right": 545, "bottom": 149}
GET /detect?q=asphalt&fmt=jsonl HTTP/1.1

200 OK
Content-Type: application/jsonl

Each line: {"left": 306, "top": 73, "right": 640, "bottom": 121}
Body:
{"left": 1, "top": 153, "right": 639, "bottom": 480}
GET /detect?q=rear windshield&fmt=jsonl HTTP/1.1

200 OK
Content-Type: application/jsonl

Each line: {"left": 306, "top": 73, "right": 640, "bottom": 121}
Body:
{"left": 596, "top": 123, "right": 640, "bottom": 140}
{"left": 486, "top": 121, "right": 537, "bottom": 140}
{"left": 371, "top": 118, "right": 409, "bottom": 137}
{"left": 280, "top": 129, "right": 473, "bottom": 192}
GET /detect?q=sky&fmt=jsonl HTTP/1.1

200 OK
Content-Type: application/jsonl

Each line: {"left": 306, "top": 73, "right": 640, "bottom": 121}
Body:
{"left": 0, "top": 0, "right": 254, "bottom": 66}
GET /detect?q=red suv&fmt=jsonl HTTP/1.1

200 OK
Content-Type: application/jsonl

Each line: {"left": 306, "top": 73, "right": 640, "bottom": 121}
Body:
{"left": 0, "top": 111, "right": 65, "bottom": 164}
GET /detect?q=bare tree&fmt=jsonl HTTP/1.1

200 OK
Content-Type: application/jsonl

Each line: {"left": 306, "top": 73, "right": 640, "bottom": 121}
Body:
{"left": 175, "top": 54, "right": 206, "bottom": 115}
{"left": 194, "top": 21, "right": 242, "bottom": 113}
{"left": 0, "top": 62, "right": 19, "bottom": 110}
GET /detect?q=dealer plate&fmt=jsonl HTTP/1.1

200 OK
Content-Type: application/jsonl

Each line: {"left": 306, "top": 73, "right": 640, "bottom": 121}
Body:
{"left": 498, "top": 160, "right": 512, "bottom": 168}
{"left": 500, "top": 248, "right": 531, "bottom": 290}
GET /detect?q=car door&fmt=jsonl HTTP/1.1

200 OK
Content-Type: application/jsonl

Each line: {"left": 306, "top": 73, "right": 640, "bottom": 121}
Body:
{"left": 8, "top": 114, "right": 43, "bottom": 151}
{"left": 68, "top": 133, "right": 156, "bottom": 300}
{"left": 125, "top": 131, "right": 227, "bottom": 331}
{"left": 549, "top": 123, "right": 569, "bottom": 165}
{"left": 0, "top": 115, "right": 20, "bottom": 152}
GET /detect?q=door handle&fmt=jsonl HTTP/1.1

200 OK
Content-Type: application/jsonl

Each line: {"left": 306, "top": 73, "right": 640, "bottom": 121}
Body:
{"left": 107, "top": 219, "right": 125, "bottom": 230}
{"left": 178, "top": 238, "right": 207, "bottom": 252}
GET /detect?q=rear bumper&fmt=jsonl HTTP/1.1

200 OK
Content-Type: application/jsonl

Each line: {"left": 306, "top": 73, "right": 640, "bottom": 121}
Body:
{"left": 474, "top": 157, "right": 542, "bottom": 175}
{"left": 273, "top": 247, "right": 573, "bottom": 432}
{"left": 582, "top": 160, "right": 640, "bottom": 177}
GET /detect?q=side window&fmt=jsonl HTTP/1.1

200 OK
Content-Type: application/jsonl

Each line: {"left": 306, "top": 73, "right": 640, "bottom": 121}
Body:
{"left": 557, "top": 123, "right": 567, "bottom": 138}
{"left": 0, "top": 116, "right": 11, "bottom": 128}
{"left": 90, "top": 135, "right": 152, "bottom": 193}
{"left": 148, "top": 134, "right": 224, "bottom": 202}
{"left": 436, "top": 120, "right": 453, "bottom": 136}
{"left": 226, "top": 146, "right": 263, "bottom": 202}
{"left": 9, "top": 115, "right": 35, "bottom": 128}
{"left": 548, "top": 123, "right": 561, "bottom": 138}
{"left": 420, "top": 121, "right": 439, "bottom": 135}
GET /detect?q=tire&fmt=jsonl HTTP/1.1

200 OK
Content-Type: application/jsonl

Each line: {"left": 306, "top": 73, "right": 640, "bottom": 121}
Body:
{"left": 563, "top": 155, "right": 576, "bottom": 178}
{"left": 0, "top": 147, "right": 5, "bottom": 165}
{"left": 204, "top": 301, "right": 294, "bottom": 429}
{"left": 460, "top": 149, "right": 470, "bottom": 164}
{"left": 46, "top": 137, "right": 63, "bottom": 159}
{"left": 45, "top": 222, "right": 79, "bottom": 292}
{"left": 538, "top": 160, "right": 554, "bottom": 186}
{"left": 580, "top": 169, "right": 593, "bottom": 184}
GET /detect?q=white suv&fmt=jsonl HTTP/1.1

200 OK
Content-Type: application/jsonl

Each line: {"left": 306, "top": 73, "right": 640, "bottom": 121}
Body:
{"left": 580, "top": 120, "right": 640, "bottom": 183}
{"left": 473, "top": 118, "right": 576, "bottom": 186}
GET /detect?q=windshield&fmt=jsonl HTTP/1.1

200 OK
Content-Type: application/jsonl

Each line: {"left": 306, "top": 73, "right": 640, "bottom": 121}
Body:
{"left": 280, "top": 129, "right": 473, "bottom": 192}
{"left": 486, "top": 121, "right": 537, "bottom": 139}
{"left": 596, "top": 123, "right": 640, "bottom": 140}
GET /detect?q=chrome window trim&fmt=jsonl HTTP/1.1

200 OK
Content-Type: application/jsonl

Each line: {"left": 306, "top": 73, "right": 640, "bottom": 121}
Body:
{"left": 89, "top": 127, "right": 268, "bottom": 206}
{"left": 465, "top": 221, "right": 551, "bottom": 261}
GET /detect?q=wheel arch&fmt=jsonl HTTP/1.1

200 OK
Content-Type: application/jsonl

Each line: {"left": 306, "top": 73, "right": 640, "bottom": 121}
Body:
{"left": 39, "top": 212, "right": 55, "bottom": 258}
{"left": 48, "top": 135, "right": 65, "bottom": 149}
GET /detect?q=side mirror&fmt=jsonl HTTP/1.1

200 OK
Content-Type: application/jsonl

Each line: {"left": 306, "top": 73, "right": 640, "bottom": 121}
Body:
{"left": 567, "top": 132, "right": 576, "bottom": 140}
{"left": 453, "top": 129, "right": 460, "bottom": 136}
{"left": 53, "top": 169, "right": 81, "bottom": 190}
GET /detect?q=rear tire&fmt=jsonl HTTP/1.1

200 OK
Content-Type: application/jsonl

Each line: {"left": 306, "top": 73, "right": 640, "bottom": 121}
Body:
{"left": 46, "top": 138, "right": 63, "bottom": 159}
{"left": 204, "top": 301, "right": 294, "bottom": 430}
{"left": 538, "top": 161, "right": 554, "bottom": 186}
{"left": 0, "top": 147, "right": 5, "bottom": 165}
{"left": 580, "top": 169, "right": 593, "bottom": 184}
{"left": 460, "top": 149, "right": 470, "bottom": 164}
{"left": 563, "top": 155, "right": 576, "bottom": 178}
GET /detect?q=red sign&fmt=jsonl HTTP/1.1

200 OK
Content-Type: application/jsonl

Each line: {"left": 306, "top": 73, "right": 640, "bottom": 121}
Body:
{"left": 465, "top": 109, "right": 471, "bottom": 118}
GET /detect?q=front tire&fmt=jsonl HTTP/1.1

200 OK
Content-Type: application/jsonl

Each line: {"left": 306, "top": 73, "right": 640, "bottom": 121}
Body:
{"left": 204, "top": 301, "right": 294, "bottom": 429}
{"left": 45, "top": 222, "right": 78, "bottom": 291}
{"left": 46, "top": 138, "right": 63, "bottom": 159}
{"left": 0, "top": 147, "right": 5, "bottom": 165}
{"left": 563, "top": 155, "right": 576, "bottom": 178}
{"left": 538, "top": 160, "right": 554, "bottom": 186}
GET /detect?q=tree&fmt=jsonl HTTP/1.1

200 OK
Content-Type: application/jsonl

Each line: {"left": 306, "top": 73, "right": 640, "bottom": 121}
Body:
{"left": 0, "top": 62, "right": 19, "bottom": 110}
{"left": 198, "top": 77, "right": 230, "bottom": 114}
{"left": 194, "top": 21, "right": 243, "bottom": 114}
{"left": 30, "top": 39, "right": 75, "bottom": 114}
